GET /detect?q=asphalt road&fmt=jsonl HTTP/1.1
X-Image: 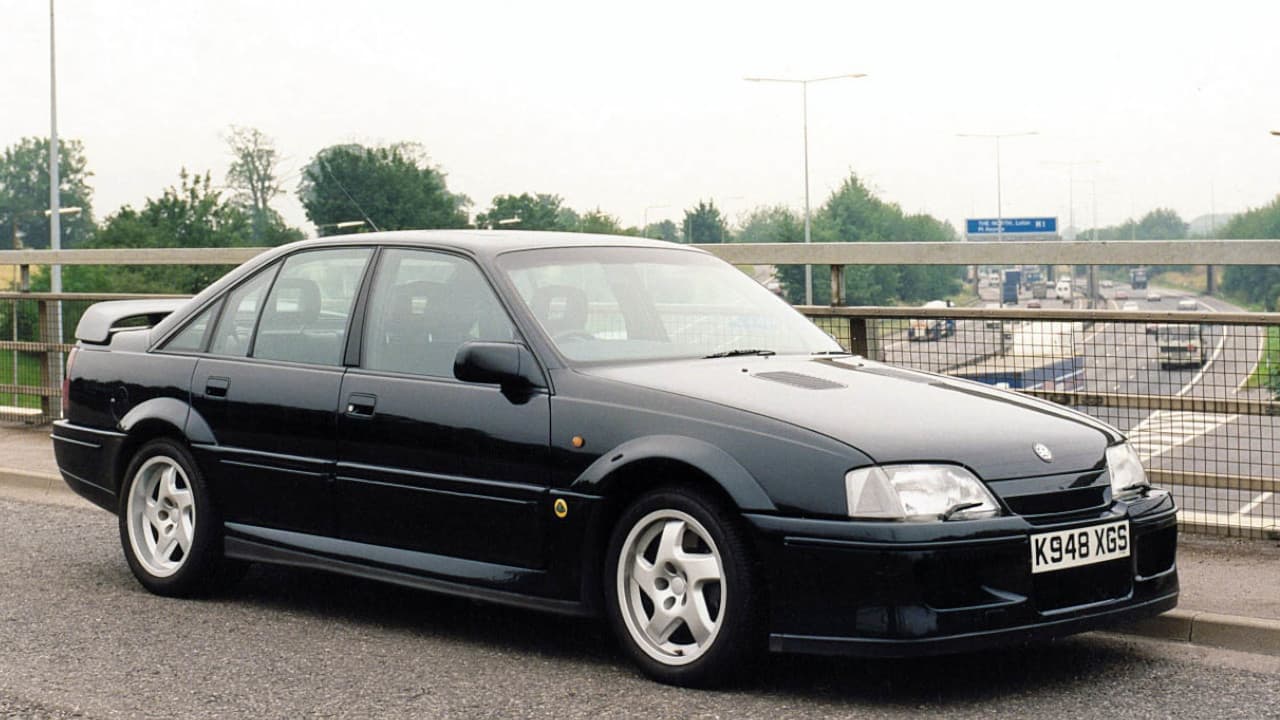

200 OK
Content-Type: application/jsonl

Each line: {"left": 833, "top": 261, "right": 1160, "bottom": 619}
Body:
{"left": 3, "top": 497, "right": 1280, "bottom": 719}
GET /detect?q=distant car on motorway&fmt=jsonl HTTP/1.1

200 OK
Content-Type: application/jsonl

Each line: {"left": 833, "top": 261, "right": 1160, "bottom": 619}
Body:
{"left": 1115, "top": 289, "right": 1129, "bottom": 300}
{"left": 907, "top": 300, "right": 956, "bottom": 341}
{"left": 1177, "top": 298, "right": 1198, "bottom": 311}
{"left": 1146, "top": 291, "right": 1163, "bottom": 302}
{"left": 1101, "top": 279, "right": 1113, "bottom": 288}
{"left": 1026, "top": 299, "right": 1042, "bottom": 308}
{"left": 984, "top": 302, "right": 1002, "bottom": 329}
{"left": 1122, "top": 301, "right": 1140, "bottom": 311}
{"left": 50, "top": 231, "right": 1179, "bottom": 687}
{"left": 1156, "top": 323, "right": 1206, "bottom": 369}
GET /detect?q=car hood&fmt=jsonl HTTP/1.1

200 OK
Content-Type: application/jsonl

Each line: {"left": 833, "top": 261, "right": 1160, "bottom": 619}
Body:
{"left": 584, "top": 355, "right": 1119, "bottom": 480}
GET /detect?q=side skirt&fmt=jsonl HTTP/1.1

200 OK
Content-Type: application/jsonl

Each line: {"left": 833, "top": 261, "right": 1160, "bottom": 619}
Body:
{"left": 223, "top": 530, "right": 594, "bottom": 619}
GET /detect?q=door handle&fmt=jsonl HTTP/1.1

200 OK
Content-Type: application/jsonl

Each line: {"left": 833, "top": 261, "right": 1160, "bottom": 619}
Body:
{"left": 205, "top": 377, "right": 230, "bottom": 398}
{"left": 345, "top": 393, "right": 377, "bottom": 418}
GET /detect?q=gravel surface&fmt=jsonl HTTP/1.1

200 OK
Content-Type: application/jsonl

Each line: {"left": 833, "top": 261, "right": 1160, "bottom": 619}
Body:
{"left": 3, "top": 497, "right": 1280, "bottom": 719}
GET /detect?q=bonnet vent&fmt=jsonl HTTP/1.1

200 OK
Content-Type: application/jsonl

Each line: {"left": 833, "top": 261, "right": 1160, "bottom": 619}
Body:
{"left": 753, "top": 371, "right": 846, "bottom": 390}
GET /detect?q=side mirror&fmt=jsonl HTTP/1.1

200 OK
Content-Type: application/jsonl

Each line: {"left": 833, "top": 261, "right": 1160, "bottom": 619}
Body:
{"left": 454, "top": 341, "right": 544, "bottom": 388}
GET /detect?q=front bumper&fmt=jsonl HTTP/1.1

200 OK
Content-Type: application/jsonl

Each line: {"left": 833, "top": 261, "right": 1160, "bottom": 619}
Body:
{"left": 745, "top": 493, "right": 1178, "bottom": 657}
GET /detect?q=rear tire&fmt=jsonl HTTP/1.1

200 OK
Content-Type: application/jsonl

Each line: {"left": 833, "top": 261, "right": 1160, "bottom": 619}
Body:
{"left": 118, "top": 438, "right": 242, "bottom": 597}
{"left": 604, "top": 486, "right": 762, "bottom": 687}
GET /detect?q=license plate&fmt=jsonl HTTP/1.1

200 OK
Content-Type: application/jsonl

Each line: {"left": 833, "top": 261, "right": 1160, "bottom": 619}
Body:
{"left": 1030, "top": 520, "right": 1130, "bottom": 574}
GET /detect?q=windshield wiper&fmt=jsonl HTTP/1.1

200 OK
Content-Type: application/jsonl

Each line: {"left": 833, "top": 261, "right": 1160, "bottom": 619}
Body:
{"left": 702, "top": 348, "right": 776, "bottom": 359}
{"left": 942, "top": 502, "right": 984, "bottom": 521}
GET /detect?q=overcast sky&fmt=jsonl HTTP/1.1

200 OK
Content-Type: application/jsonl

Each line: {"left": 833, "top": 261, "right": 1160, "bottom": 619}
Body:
{"left": 4, "top": 0, "right": 1279, "bottom": 238}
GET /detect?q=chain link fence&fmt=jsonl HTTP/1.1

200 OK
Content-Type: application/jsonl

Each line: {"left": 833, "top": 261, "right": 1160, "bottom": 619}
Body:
{"left": 3, "top": 241, "right": 1279, "bottom": 540}
{"left": 0, "top": 293, "right": 184, "bottom": 424}
{"left": 806, "top": 301, "right": 1279, "bottom": 539}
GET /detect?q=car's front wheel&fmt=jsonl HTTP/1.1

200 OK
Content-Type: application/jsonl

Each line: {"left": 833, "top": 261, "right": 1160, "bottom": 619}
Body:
{"left": 604, "top": 487, "right": 761, "bottom": 687}
{"left": 119, "top": 438, "right": 241, "bottom": 597}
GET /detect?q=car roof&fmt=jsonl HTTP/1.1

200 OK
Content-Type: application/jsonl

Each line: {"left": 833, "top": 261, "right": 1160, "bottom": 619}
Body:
{"left": 269, "top": 229, "right": 697, "bottom": 261}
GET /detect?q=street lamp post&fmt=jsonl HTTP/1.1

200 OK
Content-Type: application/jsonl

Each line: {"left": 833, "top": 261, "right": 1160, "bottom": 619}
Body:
{"left": 642, "top": 205, "right": 669, "bottom": 238}
{"left": 1042, "top": 160, "right": 1099, "bottom": 242}
{"left": 746, "top": 73, "right": 867, "bottom": 305}
{"left": 956, "top": 131, "right": 1038, "bottom": 241}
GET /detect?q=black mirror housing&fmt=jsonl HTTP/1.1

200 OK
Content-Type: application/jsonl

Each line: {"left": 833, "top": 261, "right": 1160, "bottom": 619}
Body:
{"left": 454, "top": 341, "right": 544, "bottom": 388}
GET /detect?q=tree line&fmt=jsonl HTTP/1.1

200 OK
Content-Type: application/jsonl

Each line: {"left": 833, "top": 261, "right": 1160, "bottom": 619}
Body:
{"left": 0, "top": 127, "right": 1046, "bottom": 306}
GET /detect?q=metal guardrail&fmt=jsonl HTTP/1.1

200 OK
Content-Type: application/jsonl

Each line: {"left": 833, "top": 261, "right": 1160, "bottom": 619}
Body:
{"left": 696, "top": 239, "right": 1280, "bottom": 265}
{"left": 3, "top": 242, "right": 1279, "bottom": 539}
{"left": 2, "top": 238, "right": 1280, "bottom": 267}
{"left": 0, "top": 292, "right": 184, "bottom": 423}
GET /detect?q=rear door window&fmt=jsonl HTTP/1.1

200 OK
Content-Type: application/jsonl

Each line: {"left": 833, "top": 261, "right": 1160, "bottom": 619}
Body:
{"left": 252, "top": 248, "right": 373, "bottom": 366}
{"left": 161, "top": 299, "right": 222, "bottom": 353}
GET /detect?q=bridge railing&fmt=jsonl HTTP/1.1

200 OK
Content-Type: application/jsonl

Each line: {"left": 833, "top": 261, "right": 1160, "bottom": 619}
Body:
{"left": 3, "top": 241, "right": 1279, "bottom": 538}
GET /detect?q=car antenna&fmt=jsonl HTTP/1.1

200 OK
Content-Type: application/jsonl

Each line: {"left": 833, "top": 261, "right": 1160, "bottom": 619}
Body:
{"left": 320, "top": 155, "right": 382, "bottom": 232}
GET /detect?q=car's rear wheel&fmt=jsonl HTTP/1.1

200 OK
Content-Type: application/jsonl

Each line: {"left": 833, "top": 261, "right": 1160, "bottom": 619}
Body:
{"left": 119, "top": 438, "right": 241, "bottom": 597}
{"left": 604, "top": 487, "right": 760, "bottom": 687}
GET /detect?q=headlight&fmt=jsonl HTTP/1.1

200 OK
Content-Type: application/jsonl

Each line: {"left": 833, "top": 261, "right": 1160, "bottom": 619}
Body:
{"left": 1106, "top": 442, "right": 1149, "bottom": 499}
{"left": 845, "top": 464, "right": 1001, "bottom": 522}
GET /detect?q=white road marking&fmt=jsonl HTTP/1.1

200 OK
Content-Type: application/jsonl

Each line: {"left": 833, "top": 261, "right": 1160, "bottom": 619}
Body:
{"left": 1177, "top": 509, "right": 1278, "bottom": 534}
{"left": 1174, "top": 329, "right": 1227, "bottom": 398}
{"left": 1126, "top": 409, "right": 1239, "bottom": 461}
{"left": 1229, "top": 492, "right": 1275, "bottom": 521}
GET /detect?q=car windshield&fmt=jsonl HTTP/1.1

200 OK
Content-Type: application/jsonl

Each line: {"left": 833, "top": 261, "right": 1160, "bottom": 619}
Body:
{"left": 497, "top": 246, "right": 843, "bottom": 363}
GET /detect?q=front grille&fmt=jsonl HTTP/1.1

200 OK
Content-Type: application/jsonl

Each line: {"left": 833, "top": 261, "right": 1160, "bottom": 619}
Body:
{"left": 1003, "top": 485, "right": 1109, "bottom": 518}
{"left": 1033, "top": 558, "right": 1132, "bottom": 612}
{"left": 990, "top": 470, "right": 1111, "bottom": 520}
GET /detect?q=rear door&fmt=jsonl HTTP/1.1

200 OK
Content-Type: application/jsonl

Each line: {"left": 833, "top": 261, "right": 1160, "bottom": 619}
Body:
{"left": 190, "top": 247, "right": 373, "bottom": 536}
{"left": 334, "top": 248, "right": 551, "bottom": 569}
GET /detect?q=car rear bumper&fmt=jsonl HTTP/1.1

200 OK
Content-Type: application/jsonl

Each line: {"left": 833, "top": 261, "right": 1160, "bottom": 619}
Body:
{"left": 51, "top": 419, "right": 126, "bottom": 512}
{"left": 745, "top": 496, "right": 1179, "bottom": 657}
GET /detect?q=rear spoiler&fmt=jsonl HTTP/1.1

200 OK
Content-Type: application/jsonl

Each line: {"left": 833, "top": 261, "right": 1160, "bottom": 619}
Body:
{"left": 74, "top": 299, "right": 188, "bottom": 344}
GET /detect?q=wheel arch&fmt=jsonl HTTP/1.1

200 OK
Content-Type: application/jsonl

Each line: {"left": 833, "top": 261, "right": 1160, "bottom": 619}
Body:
{"left": 569, "top": 435, "right": 775, "bottom": 512}
{"left": 571, "top": 435, "right": 775, "bottom": 615}
{"left": 114, "top": 397, "right": 210, "bottom": 494}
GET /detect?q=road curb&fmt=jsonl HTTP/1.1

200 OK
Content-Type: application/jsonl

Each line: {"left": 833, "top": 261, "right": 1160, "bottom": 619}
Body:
{"left": 1111, "top": 608, "right": 1280, "bottom": 657}
{"left": 0, "top": 467, "right": 74, "bottom": 500}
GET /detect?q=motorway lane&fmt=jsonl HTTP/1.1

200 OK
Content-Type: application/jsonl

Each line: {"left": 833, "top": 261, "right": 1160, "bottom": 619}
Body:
{"left": 3, "top": 497, "right": 1280, "bottom": 719}
{"left": 881, "top": 318, "right": 997, "bottom": 373}
{"left": 1076, "top": 285, "right": 1274, "bottom": 530}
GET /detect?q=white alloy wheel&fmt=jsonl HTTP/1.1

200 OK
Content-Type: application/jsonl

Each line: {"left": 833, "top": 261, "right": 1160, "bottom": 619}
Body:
{"left": 125, "top": 455, "right": 197, "bottom": 578}
{"left": 616, "top": 509, "right": 726, "bottom": 666}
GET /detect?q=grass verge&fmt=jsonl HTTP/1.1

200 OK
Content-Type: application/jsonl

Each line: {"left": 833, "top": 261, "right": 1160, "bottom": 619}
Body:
{"left": 0, "top": 352, "right": 44, "bottom": 409}
{"left": 1244, "top": 325, "right": 1279, "bottom": 395}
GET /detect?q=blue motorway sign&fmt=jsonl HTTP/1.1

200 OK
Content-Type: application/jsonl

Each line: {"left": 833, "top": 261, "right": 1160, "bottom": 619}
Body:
{"left": 966, "top": 217, "right": 1058, "bottom": 235}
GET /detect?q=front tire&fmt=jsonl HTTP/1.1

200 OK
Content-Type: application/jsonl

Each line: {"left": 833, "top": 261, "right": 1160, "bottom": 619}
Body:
{"left": 118, "top": 438, "right": 240, "bottom": 597}
{"left": 604, "top": 487, "right": 761, "bottom": 687}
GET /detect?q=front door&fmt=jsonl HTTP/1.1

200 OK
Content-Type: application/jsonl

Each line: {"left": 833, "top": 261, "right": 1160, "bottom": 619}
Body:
{"left": 335, "top": 248, "right": 551, "bottom": 569}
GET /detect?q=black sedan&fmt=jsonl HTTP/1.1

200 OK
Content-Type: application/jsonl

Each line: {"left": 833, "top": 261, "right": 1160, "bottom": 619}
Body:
{"left": 53, "top": 231, "right": 1178, "bottom": 686}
